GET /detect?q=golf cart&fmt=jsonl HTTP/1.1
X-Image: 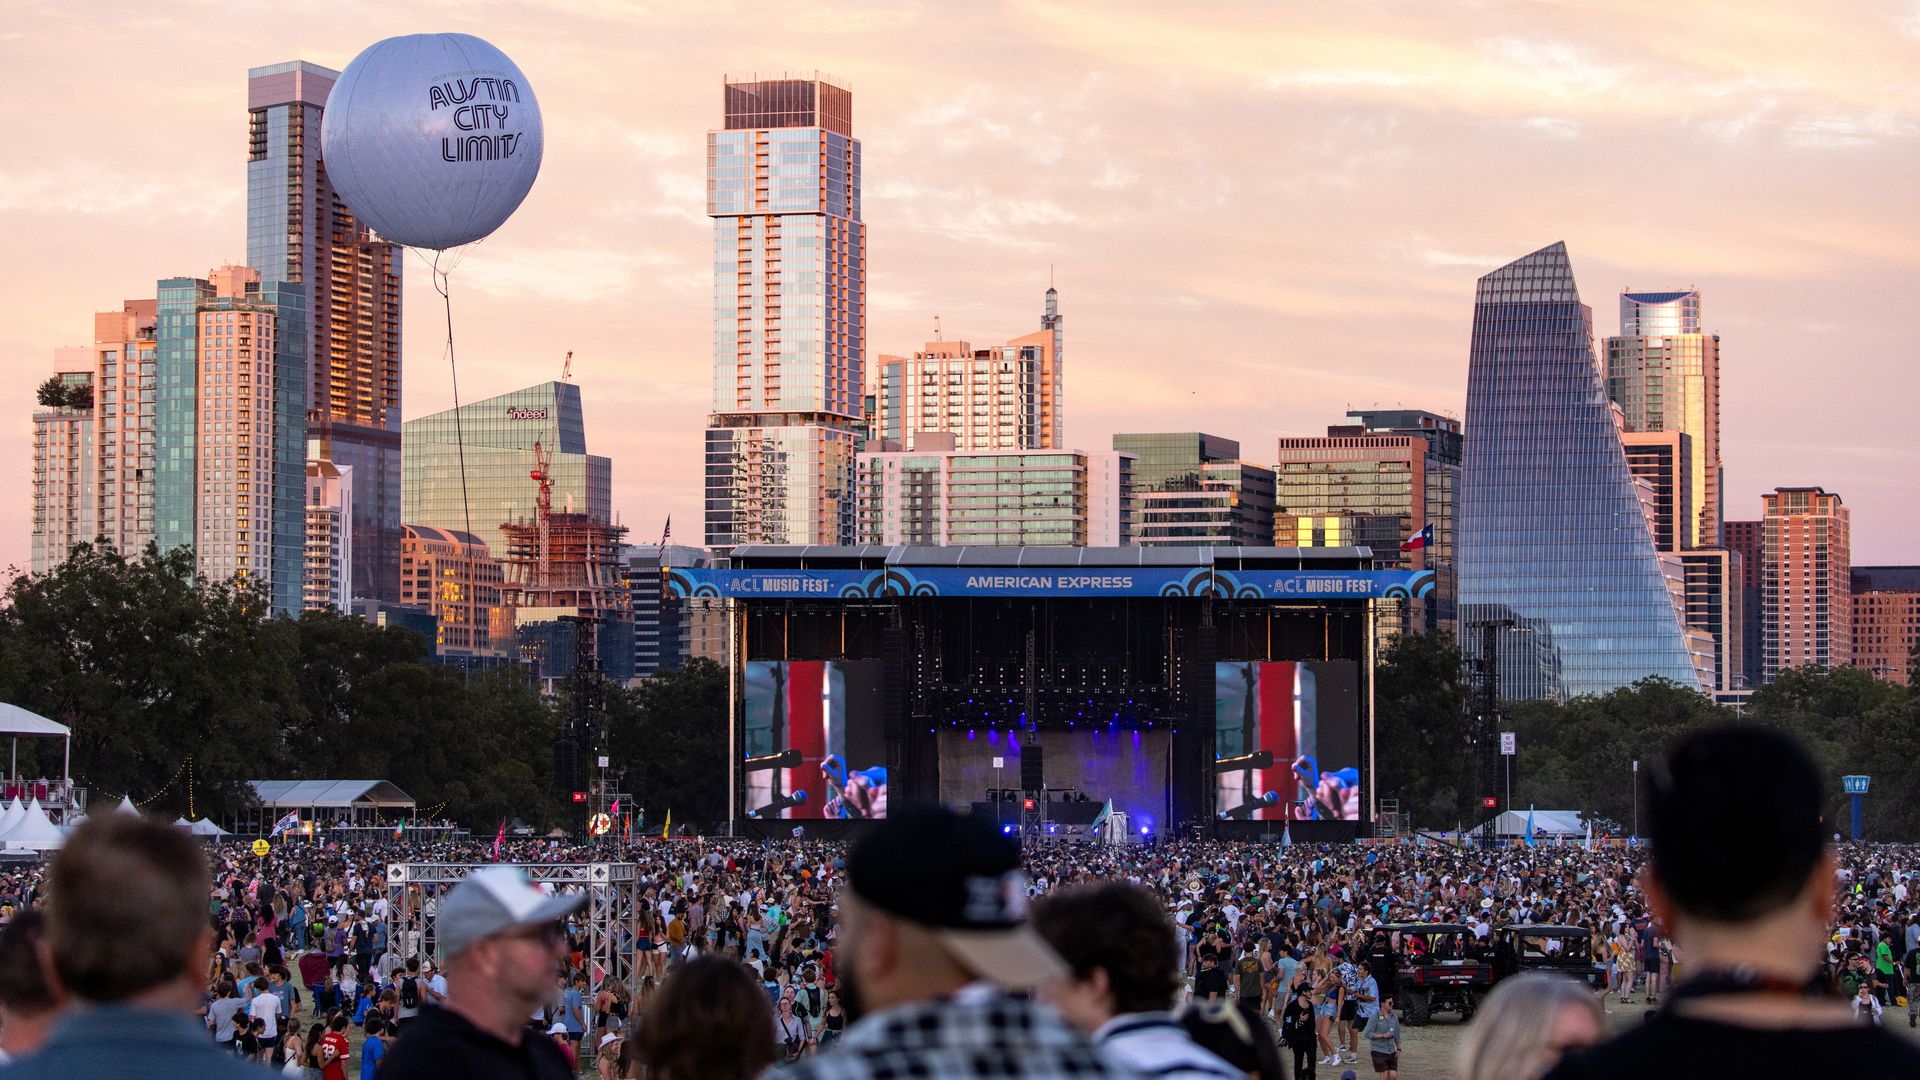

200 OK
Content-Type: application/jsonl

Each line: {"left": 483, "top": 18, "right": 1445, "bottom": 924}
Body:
{"left": 1496, "top": 924, "right": 1608, "bottom": 990}
{"left": 1384, "top": 922, "right": 1493, "bottom": 1025}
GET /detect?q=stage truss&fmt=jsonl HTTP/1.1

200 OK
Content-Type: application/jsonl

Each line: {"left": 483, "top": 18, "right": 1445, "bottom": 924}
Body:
{"left": 385, "top": 862, "right": 641, "bottom": 988}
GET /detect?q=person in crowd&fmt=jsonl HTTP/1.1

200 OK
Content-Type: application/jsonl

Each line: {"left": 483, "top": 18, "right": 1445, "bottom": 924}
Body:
{"left": 1032, "top": 881, "right": 1240, "bottom": 1079}
{"left": 1175, "top": 1001, "right": 1288, "bottom": 1080}
{"left": 1456, "top": 972, "right": 1604, "bottom": 1080}
{"left": 0, "top": 815, "right": 267, "bottom": 1078}
{"left": 774, "top": 805, "right": 1136, "bottom": 1080}
{"left": 1545, "top": 725, "right": 1920, "bottom": 1078}
{"left": 378, "top": 865, "right": 585, "bottom": 1080}
{"left": 631, "top": 955, "right": 775, "bottom": 1080}
{"left": 1280, "top": 980, "right": 1320, "bottom": 1080}
{"left": 1359, "top": 994, "right": 1401, "bottom": 1080}
{"left": 0, "top": 911, "right": 65, "bottom": 1063}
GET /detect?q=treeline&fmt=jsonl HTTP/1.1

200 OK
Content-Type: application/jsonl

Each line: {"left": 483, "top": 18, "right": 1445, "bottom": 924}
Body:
{"left": 0, "top": 543, "right": 725, "bottom": 830}
{"left": 1375, "top": 630, "right": 1920, "bottom": 838}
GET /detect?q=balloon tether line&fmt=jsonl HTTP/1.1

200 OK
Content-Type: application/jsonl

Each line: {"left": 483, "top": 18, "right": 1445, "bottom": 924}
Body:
{"left": 427, "top": 246, "right": 480, "bottom": 672}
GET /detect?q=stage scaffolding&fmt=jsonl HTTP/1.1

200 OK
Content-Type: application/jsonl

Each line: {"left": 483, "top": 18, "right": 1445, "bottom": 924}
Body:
{"left": 385, "top": 862, "right": 641, "bottom": 988}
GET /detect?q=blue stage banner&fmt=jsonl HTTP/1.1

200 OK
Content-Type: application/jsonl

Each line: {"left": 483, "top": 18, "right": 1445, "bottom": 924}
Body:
{"left": 667, "top": 566, "right": 1434, "bottom": 601}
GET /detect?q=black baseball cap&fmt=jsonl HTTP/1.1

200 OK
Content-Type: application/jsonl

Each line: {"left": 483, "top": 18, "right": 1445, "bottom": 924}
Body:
{"left": 847, "top": 805, "right": 1066, "bottom": 989}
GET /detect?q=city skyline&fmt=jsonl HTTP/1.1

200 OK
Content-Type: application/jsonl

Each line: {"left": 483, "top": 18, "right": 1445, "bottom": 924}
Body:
{"left": 7, "top": 1, "right": 1919, "bottom": 575}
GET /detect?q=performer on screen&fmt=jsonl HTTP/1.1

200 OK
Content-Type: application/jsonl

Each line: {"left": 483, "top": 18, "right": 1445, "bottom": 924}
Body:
{"left": 820, "top": 754, "right": 888, "bottom": 819}
{"left": 1291, "top": 755, "right": 1360, "bottom": 820}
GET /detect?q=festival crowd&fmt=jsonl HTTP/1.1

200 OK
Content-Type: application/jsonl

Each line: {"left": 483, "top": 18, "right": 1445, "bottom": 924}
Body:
{"left": 0, "top": 724, "right": 1916, "bottom": 1079}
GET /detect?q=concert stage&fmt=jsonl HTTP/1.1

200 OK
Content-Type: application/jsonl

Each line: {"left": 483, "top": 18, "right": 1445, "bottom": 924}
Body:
{"left": 672, "top": 546, "right": 1430, "bottom": 841}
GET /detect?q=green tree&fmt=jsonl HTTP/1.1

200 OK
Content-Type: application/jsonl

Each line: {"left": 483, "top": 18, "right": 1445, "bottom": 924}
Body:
{"left": 1373, "top": 630, "right": 1473, "bottom": 829}
{"left": 0, "top": 543, "right": 294, "bottom": 817}
{"left": 605, "top": 659, "right": 728, "bottom": 830}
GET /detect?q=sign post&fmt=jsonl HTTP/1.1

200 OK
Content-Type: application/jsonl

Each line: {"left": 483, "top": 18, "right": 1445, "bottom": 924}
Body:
{"left": 1500, "top": 732, "right": 1515, "bottom": 815}
{"left": 1842, "top": 775, "right": 1870, "bottom": 841}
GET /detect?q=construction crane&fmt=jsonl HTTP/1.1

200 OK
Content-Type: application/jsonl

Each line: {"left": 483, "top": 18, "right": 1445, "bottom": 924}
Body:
{"left": 561, "top": 350, "right": 573, "bottom": 381}
{"left": 530, "top": 440, "right": 553, "bottom": 588}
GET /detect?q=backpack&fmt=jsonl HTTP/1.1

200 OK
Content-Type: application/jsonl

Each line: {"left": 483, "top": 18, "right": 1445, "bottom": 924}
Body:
{"left": 400, "top": 976, "right": 419, "bottom": 1009}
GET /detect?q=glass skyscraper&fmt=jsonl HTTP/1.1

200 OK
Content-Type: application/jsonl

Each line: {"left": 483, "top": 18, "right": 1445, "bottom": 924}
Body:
{"left": 1111, "top": 433, "right": 1275, "bottom": 546}
{"left": 1458, "top": 242, "right": 1702, "bottom": 700}
{"left": 704, "top": 76, "right": 866, "bottom": 550}
{"left": 1605, "top": 289, "right": 1720, "bottom": 548}
{"left": 401, "top": 381, "right": 612, "bottom": 559}
{"left": 248, "top": 61, "right": 404, "bottom": 603}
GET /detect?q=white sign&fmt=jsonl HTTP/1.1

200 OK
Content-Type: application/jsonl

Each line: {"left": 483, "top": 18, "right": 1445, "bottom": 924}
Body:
{"left": 1500, "top": 732, "right": 1516, "bottom": 756}
{"left": 991, "top": 756, "right": 1005, "bottom": 770}
{"left": 597, "top": 755, "right": 609, "bottom": 769}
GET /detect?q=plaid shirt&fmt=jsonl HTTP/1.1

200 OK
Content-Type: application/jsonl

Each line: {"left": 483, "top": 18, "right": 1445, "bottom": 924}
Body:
{"left": 774, "top": 990, "right": 1139, "bottom": 1080}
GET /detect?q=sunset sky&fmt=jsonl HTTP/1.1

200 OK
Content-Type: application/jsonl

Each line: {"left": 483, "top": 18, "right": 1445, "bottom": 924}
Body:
{"left": 5, "top": 0, "right": 1918, "bottom": 573}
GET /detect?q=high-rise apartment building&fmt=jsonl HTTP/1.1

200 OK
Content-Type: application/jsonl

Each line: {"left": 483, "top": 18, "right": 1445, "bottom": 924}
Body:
{"left": 304, "top": 453, "right": 352, "bottom": 611}
{"left": 402, "top": 381, "right": 612, "bottom": 558}
{"left": 1112, "top": 433, "right": 1274, "bottom": 547}
{"left": 1851, "top": 566, "right": 1920, "bottom": 686}
{"left": 704, "top": 75, "right": 865, "bottom": 551}
{"left": 1724, "top": 519, "right": 1764, "bottom": 685}
{"left": 1620, "top": 431, "right": 1693, "bottom": 555}
{"left": 1606, "top": 289, "right": 1721, "bottom": 548}
{"left": 1274, "top": 409, "right": 1461, "bottom": 633}
{"left": 93, "top": 300, "right": 160, "bottom": 555}
{"left": 147, "top": 266, "right": 309, "bottom": 616}
{"left": 247, "top": 61, "right": 404, "bottom": 604}
{"left": 1458, "top": 242, "right": 1702, "bottom": 700}
{"left": 1619, "top": 429, "right": 1743, "bottom": 691}
{"left": 1761, "top": 487, "right": 1851, "bottom": 680}
{"left": 875, "top": 289, "right": 1063, "bottom": 452}
{"left": 856, "top": 441, "right": 1132, "bottom": 547}
{"left": 399, "top": 524, "right": 510, "bottom": 661}
{"left": 30, "top": 363, "right": 96, "bottom": 574}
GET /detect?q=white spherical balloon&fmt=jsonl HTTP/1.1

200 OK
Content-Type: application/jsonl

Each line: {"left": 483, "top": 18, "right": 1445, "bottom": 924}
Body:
{"left": 320, "top": 33, "right": 544, "bottom": 250}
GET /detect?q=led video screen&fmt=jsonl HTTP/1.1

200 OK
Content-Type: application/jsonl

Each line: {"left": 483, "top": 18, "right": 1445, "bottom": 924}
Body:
{"left": 743, "top": 660, "right": 888, "bottom": 820}
{"left": 1214, "top": 660, "right": 1360, "bottom": 821}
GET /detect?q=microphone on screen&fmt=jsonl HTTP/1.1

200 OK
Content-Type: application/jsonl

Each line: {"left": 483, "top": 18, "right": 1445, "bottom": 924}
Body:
{"left": 1218, "top": 792, "right": 1280, "bottom": 820}
{"left": 748, "top": 789, "right": 809, "bottom": 819}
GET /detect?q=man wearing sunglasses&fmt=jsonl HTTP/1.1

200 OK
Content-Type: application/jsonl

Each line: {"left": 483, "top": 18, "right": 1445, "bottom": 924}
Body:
{"left": 381, "top": 866, "right": 585, "bottom": 1080}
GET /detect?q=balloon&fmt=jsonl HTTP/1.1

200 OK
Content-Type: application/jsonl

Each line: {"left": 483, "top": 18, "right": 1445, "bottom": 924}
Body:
{"left": 320, "top": 33, "right": 543, "bottom": 250}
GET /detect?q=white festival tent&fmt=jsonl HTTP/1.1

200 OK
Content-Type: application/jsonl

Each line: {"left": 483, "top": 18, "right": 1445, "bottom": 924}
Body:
{"left": 1, "top": 799, "right": 64, "bottom": 851}
{"left": 186, "top": 818, "right": 229, "bottom": 837}
{"left": 115, "top": 797, "right": 141, "bottom": 816}
{"left": 0, "top": 798, "right": 22, "bottom": 838}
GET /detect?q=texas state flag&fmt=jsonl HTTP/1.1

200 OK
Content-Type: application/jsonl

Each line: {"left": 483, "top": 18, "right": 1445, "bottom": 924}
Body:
{"left": 1400, "top": 523, "right": 1434, "bottom": 551}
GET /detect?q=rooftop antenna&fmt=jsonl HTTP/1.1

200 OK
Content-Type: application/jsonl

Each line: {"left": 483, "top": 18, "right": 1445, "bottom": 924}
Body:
{"left": 561, "top": 350, "right": 573, "bottom": 381}
{"left": 933, "top": 314, "right": 942, "bottom": 341}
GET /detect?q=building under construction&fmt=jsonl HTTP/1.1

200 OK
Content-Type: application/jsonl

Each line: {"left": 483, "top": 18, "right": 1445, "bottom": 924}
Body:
{"left": 500, "top": 442, "right": 635, "bottom": 682}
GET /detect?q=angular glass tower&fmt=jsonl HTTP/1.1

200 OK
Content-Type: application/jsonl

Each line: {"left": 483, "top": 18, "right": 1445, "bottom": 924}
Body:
{"left": 1458, "top": 242, "right": 1702, "bottom": 700}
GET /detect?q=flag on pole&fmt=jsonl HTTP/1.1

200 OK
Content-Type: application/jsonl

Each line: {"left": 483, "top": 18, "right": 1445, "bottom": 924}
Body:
{"left": 393, "top": 819, "right": 404, "bottom": 840}
{"left": 492, "top": 820, "right": 505, "bottom": 862}
{"left": 660, "top": 809, "right": 671, "bottom": 839}
{"left": 609, "top": 797, "right": 620, "bottom": 817}
{"left": 1281, "top": 823, "right": 1293, "bottom": 848}
{"left": 1400, "top": 522, "right": 1434, "bottom": 551}
{"left": 1583, "top": 819, "right": 1593, "bottom": 851}
{"left": 268, "top": 810, "right": 300, "bottom": 838}
{"left": 1524, "top": 805, "right": 1536, "bottom": 848}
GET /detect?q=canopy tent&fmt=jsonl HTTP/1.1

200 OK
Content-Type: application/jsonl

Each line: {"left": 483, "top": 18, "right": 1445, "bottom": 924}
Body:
{"left": 244, "top": 780, "right": 415, "bottom": 831}
{"left": 186, "top": 818, "right": 229, "bottom": 837}
{"left": 1487, "top": 808, "right": 1588, "bottom": 838}
{"left": 0, "top": 705, "right": 70, "bottom": 804}
{"left": 114, "top": 797, "right": 141, "bottom": 816}
{"left": 1, "top": 799, "right": 64, "bottom": 851}
{"left": 0, "top": 798, "right": 23, "bottom": 838}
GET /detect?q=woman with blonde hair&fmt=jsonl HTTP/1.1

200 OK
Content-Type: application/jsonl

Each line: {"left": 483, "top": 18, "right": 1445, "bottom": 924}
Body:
{"left": 1455, "top": 972, "right": 1605, "bottom": 1080}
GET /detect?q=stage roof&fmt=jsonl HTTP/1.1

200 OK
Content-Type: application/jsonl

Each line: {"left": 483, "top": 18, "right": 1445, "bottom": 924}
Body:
{"left": 729, "top": 545, "right": 1375, "bottom": 566}
{"left": 250, "top": 780, "right": 415, "bottom": 810}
